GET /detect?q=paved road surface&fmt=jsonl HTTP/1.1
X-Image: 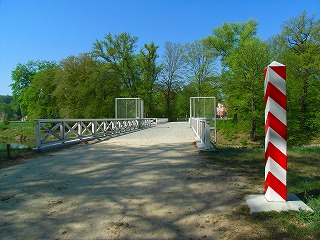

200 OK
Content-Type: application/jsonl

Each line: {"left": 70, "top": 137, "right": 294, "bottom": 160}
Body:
{"left": 0, "top": 122, "right": 248, "bottom": 239}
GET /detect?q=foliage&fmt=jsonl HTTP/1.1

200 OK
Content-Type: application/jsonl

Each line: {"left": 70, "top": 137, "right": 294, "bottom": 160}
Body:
{"left": 0, "top": 95, "right": 13, "bottom": 104}
{"left": 158, "top": 41, "right": 185, "bottom": 120}
{"left": 10, "top": 60, "right": 58, "bottom": 117}
{"left": 22, "top": 68, "right": 59, "bottom": 120}
{"left": 92, "top": 32, "right": 140, "bottom": 97}
{"left": 0, "top": 103, "right": 15, "bottom": 121}
{"left": 183, "top": 40, "right": 217, "bottom": 96}
{"left": 54, "top": 53, "right": 120, "bottom": 119}
{"left": 204, "top": 19, "right": 272, "bottom": 140}
{"left": 138, "top": 42, "right": 162, "bottom": 117}
{"left": 7, "top": 11, "right": 319, "bottom": 146}
{"left": 3, "top": 119, "right": 9, "bottom": 125}
{"left": 270, "top": 11, "right": 320, "bottom": 145}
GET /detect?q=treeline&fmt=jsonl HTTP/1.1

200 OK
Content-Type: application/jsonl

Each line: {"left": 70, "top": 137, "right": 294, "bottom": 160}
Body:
{"left": 3, "top": 11, "right": 319, "bottom": 145}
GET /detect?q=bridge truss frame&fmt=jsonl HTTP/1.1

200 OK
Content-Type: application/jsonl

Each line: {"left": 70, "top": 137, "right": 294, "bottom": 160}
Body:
{"left": 34, "top": 118, "right": 154, "bottom": 150}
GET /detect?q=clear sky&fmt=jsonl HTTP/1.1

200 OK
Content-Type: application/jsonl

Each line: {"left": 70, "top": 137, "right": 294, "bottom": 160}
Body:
{"left": 0, "top": 0, "right": 319, "bottom": 95}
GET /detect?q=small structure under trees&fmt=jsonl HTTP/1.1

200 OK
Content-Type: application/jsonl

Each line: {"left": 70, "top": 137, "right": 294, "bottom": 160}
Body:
{"left": 115, "top": 98, "right": 144, "bottom": 119}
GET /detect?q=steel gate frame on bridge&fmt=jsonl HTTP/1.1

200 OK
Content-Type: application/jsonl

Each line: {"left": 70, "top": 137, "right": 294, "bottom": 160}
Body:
{"left": 189, "top": 97, "right": 216, "bottom": 151}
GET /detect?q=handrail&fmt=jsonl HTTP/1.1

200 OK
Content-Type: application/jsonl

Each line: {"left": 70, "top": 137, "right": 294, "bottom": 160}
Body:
{"left": 34, "top": 118, "right": 154, "bottom": 150}
{"left": 190, "top": 117, "right": 212, "bottom": 150}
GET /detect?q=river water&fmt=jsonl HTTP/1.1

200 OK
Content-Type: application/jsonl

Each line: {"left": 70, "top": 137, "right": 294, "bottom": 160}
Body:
{"left": 0, "top": 141, "right": 35, "bottom": 149}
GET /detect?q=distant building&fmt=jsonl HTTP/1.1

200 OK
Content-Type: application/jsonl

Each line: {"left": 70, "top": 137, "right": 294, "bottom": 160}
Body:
{"left": 217, "top": 103, "right": 227, "bottom": 118}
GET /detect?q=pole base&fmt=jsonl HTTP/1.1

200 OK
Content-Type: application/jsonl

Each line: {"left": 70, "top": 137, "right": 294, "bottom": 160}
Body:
{"left": 245, "top": 194, "right": 313, "bottom": 213}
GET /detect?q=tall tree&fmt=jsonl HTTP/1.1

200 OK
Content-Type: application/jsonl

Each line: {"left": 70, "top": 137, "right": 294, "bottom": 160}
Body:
{"left": 224, "top": 38, "right": 271, "bottom": 140}
{"left": 183, "top": 40, "right": 217, "bottom": 96}
{"left": 204, "top": 19, "right": 271, "bottom": 140}
{"left": 10, "top": 60, "right": 57, "bottom": 116}
{"left": 22, "top": 68, "right": 59, "bottom": 120}
{"left": 203, "top": 19, "right": 258, "bottom": 67}
{"left": 0, "top": 103, "right": 15, "bottom": 120}
{"left": 159, "top": 42, "right": 185, "bottom": 121}
{"left": 92, "top": 32, "right": 140, "bottom": 97}
{"left": 271, "top": 11, "right": 320, "bottom": 144}
{"left": 54, "top": 53, "right": 121, "bottom": 118}
{"left": 138, "top": 42, "right": 161, "bottom": 117}
{"left": 0, "top": 95, "right": 13, "bottom": 104}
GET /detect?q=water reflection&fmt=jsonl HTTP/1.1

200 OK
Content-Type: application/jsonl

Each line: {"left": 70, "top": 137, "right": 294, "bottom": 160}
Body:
{"left": 0, "top": 142, "right": 35, "bottom": 149}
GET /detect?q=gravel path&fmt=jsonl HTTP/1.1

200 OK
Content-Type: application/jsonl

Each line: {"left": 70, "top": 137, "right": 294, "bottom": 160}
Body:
{"left": 0, "top": 122, "right": 248, "bottom": 239}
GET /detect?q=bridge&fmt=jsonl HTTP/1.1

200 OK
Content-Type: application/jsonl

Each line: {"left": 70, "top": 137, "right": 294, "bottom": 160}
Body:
{"left": 0, "top": 121, "right": 247, "bottom": 239}
{"left": 33, "top": 117, "right": 215, "bottom": 151}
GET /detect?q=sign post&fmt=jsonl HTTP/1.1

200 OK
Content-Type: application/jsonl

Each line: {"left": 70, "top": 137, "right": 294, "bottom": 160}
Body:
{"left": 246, "top": 61, "right": 312, "bottom": 212}
{"left": 264, "top": 61, "right": 287, "bottom": 202}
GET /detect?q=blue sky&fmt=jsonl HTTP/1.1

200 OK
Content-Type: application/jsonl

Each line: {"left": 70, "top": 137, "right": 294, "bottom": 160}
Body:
{"left": 0, "top": 0, "right": 319, "bottom": 95}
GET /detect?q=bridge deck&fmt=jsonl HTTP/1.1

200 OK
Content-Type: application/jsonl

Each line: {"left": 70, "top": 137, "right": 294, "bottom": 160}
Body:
{"left": 0, "top": 122, "right": 248, "bottom": 239}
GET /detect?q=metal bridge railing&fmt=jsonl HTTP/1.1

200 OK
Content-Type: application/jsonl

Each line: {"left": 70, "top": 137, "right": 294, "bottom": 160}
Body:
{"left": 34, "top": 118, "right": 154, "bottom": 150}
{"left": 190, "top": 117, "right": 212, "bottom": 150}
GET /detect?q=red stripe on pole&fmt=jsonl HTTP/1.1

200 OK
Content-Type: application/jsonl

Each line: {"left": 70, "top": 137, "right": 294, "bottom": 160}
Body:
{"left": 270, "top": 66, "right": 286, "bottom": 81}
{"left": 265, "top": 142, "right": 287, "bottom": 170}
{"left": 265, "top": 112, "right": 287, "bottom": 140}
{"left": 264, "top": 82, "right": 287, "bottom": 110}
{"left": 264, "top": 172, "right": 287, "bottom": 201}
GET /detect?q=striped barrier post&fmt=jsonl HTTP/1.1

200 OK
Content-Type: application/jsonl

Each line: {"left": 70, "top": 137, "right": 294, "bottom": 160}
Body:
{"left": 264, "top": 61, "right": 287, "bottom": 202}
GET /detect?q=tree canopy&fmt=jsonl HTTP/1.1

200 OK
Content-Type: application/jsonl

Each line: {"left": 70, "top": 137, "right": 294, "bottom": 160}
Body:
{"left": 6, "top": 11, "right": 319, "bottom": 145}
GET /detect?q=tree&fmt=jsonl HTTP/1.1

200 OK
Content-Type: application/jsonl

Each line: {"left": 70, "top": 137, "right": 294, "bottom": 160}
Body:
{"left": 224, "top": 38, "right": 271, "bottom": 140}
{"left": 138, "top": 42, "right": 161, "bottom": 117}
{"left": 0, "top": 95, "right": 15, "bottom": 120}
{"left": 54, "top": 53, "right": 121, "bottom": 118}
{"left": 10, "top": 60, "right": 57, "bottom": 116}
{"left": 0, "top": 95, "right": 13, "bottom": 104}
{"left": 271, "top": 11, "right": 320, "bottom": 144}
{"left": 183, "top": 40, "right": 217, "bottom": 96}
{"left": 92, "top": 32, "right": 140, "bottom": 97}
{"left": 204, "top": 19, "right": 271, "bottom": 140}
{"left": 0, "top": 103, "right": 15, "bottom": 120}
{"left": 203, "top": 19, "right": 258, "bottom": 67}
{"left": 23, "top": 68, "right": 59, "bottom": 120}
{"left": 159, "top": 42, "right": 185, "bottom": 120}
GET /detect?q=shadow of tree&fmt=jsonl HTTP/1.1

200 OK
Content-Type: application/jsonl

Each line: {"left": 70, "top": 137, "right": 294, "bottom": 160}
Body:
{"left": 0, "top": 134, "right": 247, "bottom": 239}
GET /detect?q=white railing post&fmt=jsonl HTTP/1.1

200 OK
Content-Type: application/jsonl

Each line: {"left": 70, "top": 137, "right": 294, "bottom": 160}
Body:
{"left": 34, "top": 120, "right": 41, "bottom": 148}
{"left": 205, "top": 119, "right": 211, "bottom": 150}
{"left": 93, "top": 120, "right": 98, "bottom": 137}
{"left": 60, "top": 121, "right": 65, "bottom": 143}
{"left": 78, "top": 121, "right": 82, "bottom": 140}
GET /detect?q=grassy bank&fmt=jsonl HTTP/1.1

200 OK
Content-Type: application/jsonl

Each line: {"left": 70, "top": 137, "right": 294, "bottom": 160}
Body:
{"left": 0, "top": 121, "right": 35, "bottom": 161}
{"left": 206, "top": 146, "right": 320, "bottom": 239}
{"left": 0, "top": 121, "right": 35, "bottom": 142}
{"left": 211, "top": 122, "right": 319, "bottom": 239}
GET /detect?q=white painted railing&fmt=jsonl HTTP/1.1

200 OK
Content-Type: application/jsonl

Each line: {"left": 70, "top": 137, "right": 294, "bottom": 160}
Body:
{"left": 34, "top": 118, "right": 153, "bottom": 150}
{"left": 155, "top": 118, "right": 169, "bottom": 124}
{"left": 190, "top": 118, "right": 212, "bottom": 150}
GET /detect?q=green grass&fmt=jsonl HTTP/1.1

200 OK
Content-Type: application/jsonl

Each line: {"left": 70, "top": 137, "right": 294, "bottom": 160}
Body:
{"left": 0, "top": 121, "right": 35, "bottom": 142}
{"left": 0, "top": 121, "right": 35, "bottom": 161}
{"left": 206, "top": 146, "right": 320, "bottom": 239}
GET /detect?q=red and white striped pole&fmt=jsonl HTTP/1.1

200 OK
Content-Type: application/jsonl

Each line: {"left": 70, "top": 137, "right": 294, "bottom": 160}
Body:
{"left": 264, "top": 61, "right": 287, "bottom": 202}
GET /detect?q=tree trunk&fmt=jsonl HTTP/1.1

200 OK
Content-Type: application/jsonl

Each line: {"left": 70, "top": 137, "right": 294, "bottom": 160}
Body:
{"left": 250, "top": 99, "right": 256, "bottom": 141}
